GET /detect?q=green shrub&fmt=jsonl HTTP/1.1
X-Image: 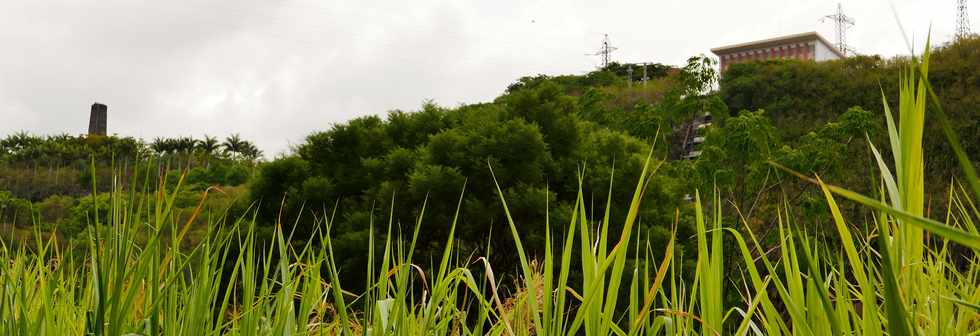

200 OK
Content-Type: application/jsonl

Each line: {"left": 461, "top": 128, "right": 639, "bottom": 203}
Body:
{"left": 67, "top": 193, "right": 111, "bottom": 231}
{"left": 0, "top": 190, "right": 35, "bottom": 227}
{"left": 186, "top": 162, "right": 251, "bottom": 189}
{"left": 36, "top": 195, "right": 75, "bottom": 231}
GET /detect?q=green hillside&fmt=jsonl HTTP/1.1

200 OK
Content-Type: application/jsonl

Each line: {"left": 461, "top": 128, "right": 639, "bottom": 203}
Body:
{"left": 1, "top": 36, "right": 979, "bottom": 335}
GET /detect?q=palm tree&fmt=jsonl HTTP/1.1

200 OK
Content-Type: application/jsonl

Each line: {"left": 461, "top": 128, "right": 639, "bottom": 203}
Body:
{"left": 239, "top": 142, "right": 263, "bottom": 162}
{"left": 175, "top": 137, "right": 196, "bottom": 154}
{"left": 197, "top": 135, "right": 220, "bottom": 167}
{"left": 197, "top": 136, "right": 220, "bottom": 155}
{"left": 222, "top": 134, "right": 245, "bottom": 157}
{"left": 150, "top": 137, "right": 168, "bottom": 156}
{"left": 1, "top": 132, "right": 41, "bottom": 155}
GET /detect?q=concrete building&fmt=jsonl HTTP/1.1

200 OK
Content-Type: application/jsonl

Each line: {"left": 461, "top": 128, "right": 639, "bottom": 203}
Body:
{"left": 88, "top": 103, "right": 107, "bottom": 136}
{"left": 711, "top": 32, "right": 844, "bottom": 72}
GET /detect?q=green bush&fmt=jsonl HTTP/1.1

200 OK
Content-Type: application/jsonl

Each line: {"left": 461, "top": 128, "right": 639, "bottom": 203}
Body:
{"left": 68, "top": 193, "right": 112, "bottom": 232}
{"left": 36, "top": 195, "right": 75, "bottom": 232}
{"left": 186, "top": 162, "right": 251, "bottom": 189}
{"left": 0, "top": 190, "right": 35, "bottom": 227}
{"left": 250, "top": 81, "right": 693, "bottom": 288}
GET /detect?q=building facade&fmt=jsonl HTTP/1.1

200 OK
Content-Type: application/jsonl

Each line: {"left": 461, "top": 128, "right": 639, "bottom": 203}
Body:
{"left": 711, "top": 32, "right": 844, "bottom": 72}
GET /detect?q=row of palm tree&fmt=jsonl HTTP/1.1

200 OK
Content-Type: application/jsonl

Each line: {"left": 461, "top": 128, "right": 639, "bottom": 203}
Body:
{"left": 149, "top": 134, "right": 262, "bottom": 160}
{"left": 0, "top": 132, "right": 262, "bottom": 168}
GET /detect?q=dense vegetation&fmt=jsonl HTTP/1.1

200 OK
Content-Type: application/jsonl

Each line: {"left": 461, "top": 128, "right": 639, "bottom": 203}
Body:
{"left": 1, "top": 36, "right": 979, "bottom": 335}
{"left": 0, "top": 133, "right": 260, "bottom": 244}
{"left": 248, "top": 38, "right": 980, "bottom": 287}
{"left": 721, "top": 37, "right": 980, "bottom": 199}
{"left": 248, "top": 64, "right": 698, "bottom": 289}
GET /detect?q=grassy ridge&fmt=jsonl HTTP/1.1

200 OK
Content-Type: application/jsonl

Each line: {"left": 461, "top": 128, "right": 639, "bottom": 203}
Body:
{"left": 2, "top": 47, "right": 980, "bottom": 336}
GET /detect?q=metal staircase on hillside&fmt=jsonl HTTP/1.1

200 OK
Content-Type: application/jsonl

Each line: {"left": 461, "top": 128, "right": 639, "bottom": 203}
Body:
{"left": 671, "top": 112, "right": 712, "bottom": 161}
{"left": 672, "top": 112, "right": 713, "bottom": 203}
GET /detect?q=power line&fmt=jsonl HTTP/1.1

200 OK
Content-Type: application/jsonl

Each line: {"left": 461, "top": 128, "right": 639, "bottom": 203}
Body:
{"left": 822, "top": 3, "right": 855, "bottom": 56}
{"left": 957, "top": 0, "right": 972, "bottom": 40}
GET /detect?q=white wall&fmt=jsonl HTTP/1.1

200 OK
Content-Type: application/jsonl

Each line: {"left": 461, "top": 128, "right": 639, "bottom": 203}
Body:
{"left": 814, "top": 41, "right": 843, "bottom": 61}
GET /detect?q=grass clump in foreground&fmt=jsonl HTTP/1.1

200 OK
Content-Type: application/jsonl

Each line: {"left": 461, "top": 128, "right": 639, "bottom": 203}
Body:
{"left": 2, "top": 47, "right": 980, "bottom": 335}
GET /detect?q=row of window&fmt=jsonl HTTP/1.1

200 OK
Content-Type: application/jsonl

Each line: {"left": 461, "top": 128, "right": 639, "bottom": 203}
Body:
{"left": 717, "top": 41, "right": 816, "bottom": 60}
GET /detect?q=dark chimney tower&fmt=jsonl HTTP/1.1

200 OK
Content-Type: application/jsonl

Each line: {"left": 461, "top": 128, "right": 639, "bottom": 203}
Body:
{"left": 88, "top": 103, "right": 107, "bottom": 136}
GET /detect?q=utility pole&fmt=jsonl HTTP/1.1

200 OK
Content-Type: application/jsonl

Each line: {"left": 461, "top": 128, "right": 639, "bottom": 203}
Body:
{"left": 589, "top": 34, "right": 618, "bottom": 68}
{"left": 957, "top": 0, "right": 972, "bottom": 40}
{"left": 627, "top": 65, "right": 634, "bottom": 86}
{"left": 822, "top": 3, "right": 855, "bottom": 56}
{"left": 642, "top": 63, "right": 648, "bottom": 86}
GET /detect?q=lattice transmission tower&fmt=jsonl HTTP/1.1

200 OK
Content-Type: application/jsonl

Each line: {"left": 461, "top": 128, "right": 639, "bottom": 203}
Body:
{"left": 957, "top": 0, "right": 972, "bottom": 39}
{"left": 589, "top": 34, "right": 618, "bottom": 68}
{"left": 822, "top": 3, "right": 856, "bottom": 56}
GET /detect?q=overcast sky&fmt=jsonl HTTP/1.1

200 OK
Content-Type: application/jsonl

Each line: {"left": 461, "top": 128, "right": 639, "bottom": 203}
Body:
{"left": 1, "top": 0, "right": 973, "bottom": 156}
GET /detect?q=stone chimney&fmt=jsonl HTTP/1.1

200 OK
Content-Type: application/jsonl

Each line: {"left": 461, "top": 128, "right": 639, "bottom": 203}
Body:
{"left": 88, "top": 103, "right": 107, "bottom": 136}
